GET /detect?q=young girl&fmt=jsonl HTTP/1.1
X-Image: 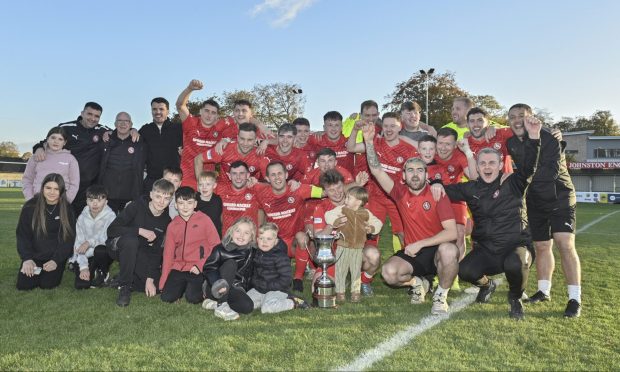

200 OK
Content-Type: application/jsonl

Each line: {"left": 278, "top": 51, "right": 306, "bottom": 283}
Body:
{"left": 22, "top": 127, "right": 80, "bottom": 203}
{"left": 246, "top": 223, "right": 309, "bottom": 313}
{"left": 16, "top": 173, "right": 76, "bottom": 290}
{"left": 202, "top": 217, "right": 256, "bottom": 321}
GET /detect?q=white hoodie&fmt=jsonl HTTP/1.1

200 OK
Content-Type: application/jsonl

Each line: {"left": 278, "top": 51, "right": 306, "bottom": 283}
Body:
{"left": 69, "top": 205, "right": 116, "bottom": 271}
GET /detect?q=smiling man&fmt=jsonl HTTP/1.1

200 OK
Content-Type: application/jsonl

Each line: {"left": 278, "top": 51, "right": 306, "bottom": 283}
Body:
{"left": 264, "top": 123, "right": 310, "bottom": 181}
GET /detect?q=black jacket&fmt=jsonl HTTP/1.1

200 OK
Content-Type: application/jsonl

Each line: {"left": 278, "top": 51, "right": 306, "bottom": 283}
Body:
{"left": 138, "top": 119, "right": 182, "bottom": 180}
{"left": 250, "top": 239, "right": 291, "bottom": 294}
{"left": 203, "top": 243, "right": 254, "bottom": 290}
{"left": 34, "top": 117, "right": 110, "bottom": 186}
{"left": 507, "top": 129, "right": 576, "bottom": 206}
{"left": 16, "top": 198, "right": 76, "bottom": 264}
{"left": 107, "top": 196, "right": 171, "bottom": 279}
{"left": 196, "top": 194, "right": 223, "bottom": 238}
{"left": 444, "top": 138, "right": 540, "bottom": 254}
{"left": 98, "top": 130, "right": 146, "bottom": 200}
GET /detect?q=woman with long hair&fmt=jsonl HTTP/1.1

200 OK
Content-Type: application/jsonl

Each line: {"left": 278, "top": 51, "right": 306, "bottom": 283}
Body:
{"left": 16, "top": 173, "right": 76, "bottom": 290}
{"left": 22, "top": 127, "right": 80, "bottom": 203}
{"left": 202, "top": 217, "right": 256, "bottom": 321}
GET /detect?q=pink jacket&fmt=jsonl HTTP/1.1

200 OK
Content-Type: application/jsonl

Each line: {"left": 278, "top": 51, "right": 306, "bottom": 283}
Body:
{"left": 22, "top": 149, "right": 80, "bottom": 202}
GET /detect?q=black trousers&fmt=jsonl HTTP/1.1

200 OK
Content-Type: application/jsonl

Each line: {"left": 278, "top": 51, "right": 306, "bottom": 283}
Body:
{"left": 161, "top": 270, "right": 204, "bottom": 304}
{"left": 16, "top": 258, "right": 66, "bottom": 290}
{"left": 107, "top": 199, "right": 131, "bottom": 215}
{"left": 107, "top": 235, "right": 156, "bottom": 291}
{"left": 74, "top": 245, "right": 114, "bottom": 289}
{"left": 459, "top": 245, "right": 532, "bottom": 300}
{"left": 205, "top": 259, "right": 253, "bottom": 314}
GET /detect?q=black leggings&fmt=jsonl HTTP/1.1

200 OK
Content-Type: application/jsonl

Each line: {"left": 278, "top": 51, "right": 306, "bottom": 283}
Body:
{"left": 206, "top": 259, "right": 253, "bottom": 314}
{"left": 16, "top": 259, "right": 66, "bottom": 290}
{"left": 161, "top": 270, "right": 204, "bottom": 304}
{"left": 459, "top": 245, "right": 532, "bottom": 300}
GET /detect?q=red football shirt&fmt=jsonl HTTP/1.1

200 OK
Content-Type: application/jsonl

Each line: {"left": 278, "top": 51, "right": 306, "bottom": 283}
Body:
{"left": 311, "top": 197, "right": 341, "bottom": 232}
{"left": 433, "top": 149, "right": 469, "bottom": 185}
{"left": 296, "top": 142, "right": 318, "bottom": 169}
{"left": 217, "top": 182, "right": 263, "bottom": 233}
{"left": 256, "top": 184, "right": 315, "bottom": 241}
{"left": 264, "top": 146, "right": 311, "bottom": 181}
{"left": 201, "top": 143, "right": 269, "bottom": 185}
{"left": 368, "top": 137, "right": 419, "bottom": 198}
{"left": 180, "top": 116, "right": 237, "bottom": 189}
{"left": 389, "top": 183, "right": 455, "bottom": 245}
{"left": 467, "top": 127, "right": 514, "bottom": 173}
{"left": 302, "top": 165, "right": 354, "bottom": 186}
{"left": 307, "top": 134, "right": 354, "bottom": 173}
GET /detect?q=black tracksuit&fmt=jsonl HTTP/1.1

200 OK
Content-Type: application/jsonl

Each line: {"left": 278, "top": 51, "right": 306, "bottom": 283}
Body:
{"left": 34, "top": 117, "right": 110, "bottom": 214}
{"left": 106, "top": 196, "right": 171, "bottom": 290}
{"left": 196, "top": 194, "right": 223, "bottom": 238}
{"left": 444, "top": 138, "right": 540, "bottom": 299}
{"left": 98, "top": 131, "right": 146, "bottom": 213}
{"left": 203, "top": 243, "right": 255, "bottom": 314}
{"left": 250, "top": 239, "right": 291, "bottom": 294}
{"left": 16, "top": 198, "right": 76, "bottom": 290}
{"left": 138, "top": 119, "right": 182, "bottom": 193}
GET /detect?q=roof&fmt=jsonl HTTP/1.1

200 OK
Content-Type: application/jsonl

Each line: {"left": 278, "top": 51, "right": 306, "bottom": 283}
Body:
{"left": 562, "top": 130, "right": 595, "bottom": 136}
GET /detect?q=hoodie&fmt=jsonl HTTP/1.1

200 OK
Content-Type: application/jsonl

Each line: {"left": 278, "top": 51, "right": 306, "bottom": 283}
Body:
{"left": 69, "top": 204, "right": 116, "bottom": 270}
{"left": 21, "top": 148, "right": 80, "bottom": 202}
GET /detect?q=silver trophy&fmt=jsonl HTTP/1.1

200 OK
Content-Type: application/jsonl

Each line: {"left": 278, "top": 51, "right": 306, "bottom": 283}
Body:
{"left": 311, "top": 234, "right": 338, "bottom": 308}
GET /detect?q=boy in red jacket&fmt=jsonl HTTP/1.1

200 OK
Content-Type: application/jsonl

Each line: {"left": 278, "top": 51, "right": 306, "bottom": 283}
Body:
{"left": 160, "top": 186, "right": 220, "bottom": 303}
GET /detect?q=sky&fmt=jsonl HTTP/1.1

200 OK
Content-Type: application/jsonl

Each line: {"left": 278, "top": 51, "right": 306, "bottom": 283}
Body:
{"left": 1, "top": 0, "right": 619, "bottom": 153}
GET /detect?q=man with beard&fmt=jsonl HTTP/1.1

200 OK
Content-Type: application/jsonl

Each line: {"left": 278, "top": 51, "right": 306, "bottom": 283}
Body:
{"left": 506, "top": 103, "right": 581, "bottom": 317}
{"left": 139, "top": 97, "right": 182, "bottom": 193}
{"left": 465, "top": 107, "right": 513, "bottom": 174}
{"left": 442, "top": 97, "right": 475, "bottom": 140}
{"left": 217, "top": 161, "right": 263, "bottom": 234}
{"left": 362, "top": 124, "right": 458, "bottom": 315}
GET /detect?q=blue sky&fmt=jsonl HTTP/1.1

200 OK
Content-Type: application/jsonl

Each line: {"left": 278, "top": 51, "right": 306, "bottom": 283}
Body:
{"left": 1, "top": 0, "right": 619, "bottom": 153}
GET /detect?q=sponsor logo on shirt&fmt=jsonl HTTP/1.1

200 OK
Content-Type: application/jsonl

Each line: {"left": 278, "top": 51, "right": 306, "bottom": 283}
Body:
{"left": 58, "top": 162, "right": 69, "bottom": 165}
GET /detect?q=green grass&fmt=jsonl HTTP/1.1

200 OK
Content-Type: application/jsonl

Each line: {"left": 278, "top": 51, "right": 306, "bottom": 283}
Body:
{"left": 0, "top": 188, "right": 619, "bottom": 371}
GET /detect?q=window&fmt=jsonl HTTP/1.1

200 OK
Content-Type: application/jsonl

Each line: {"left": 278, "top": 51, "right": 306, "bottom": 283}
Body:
{"left": 594, "top": 148, "right": 620, "bottom": 158}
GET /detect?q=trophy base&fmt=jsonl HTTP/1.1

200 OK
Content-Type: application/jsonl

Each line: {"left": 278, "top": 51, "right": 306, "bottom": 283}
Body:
{"left": 313, "top": 278, "right": 337, "bottom": 308}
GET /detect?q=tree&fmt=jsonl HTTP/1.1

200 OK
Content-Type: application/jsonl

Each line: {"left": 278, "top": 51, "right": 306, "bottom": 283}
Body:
{"left": 0, "top": 141, "right": 20, "bottom": 157}
{"left": 21, "top": 152, "right": 32, "bottom": 161}
{"left": 383, "top": 71, "right": 504, "bottom": 129}
{"left": 551, "top": 110, "right": 620, "bottom": 135}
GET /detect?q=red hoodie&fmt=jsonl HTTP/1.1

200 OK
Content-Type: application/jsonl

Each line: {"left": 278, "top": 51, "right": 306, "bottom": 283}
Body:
{"left": 159, "top": 211, "right": 220, "bottom": 290}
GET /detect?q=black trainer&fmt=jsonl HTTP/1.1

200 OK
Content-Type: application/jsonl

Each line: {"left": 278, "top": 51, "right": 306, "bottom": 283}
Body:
{"left": 509, "top": 298, "right": 525, "bottom": 320}
{"left": 292, "top": 279, "right": 304, "bottom": 292}
{"left": 526, "top": 290, "right": 550, "bottom": 304}
{"left": 475, "top": 279, "right": 497, "bottom": 303}
{"left": 564, "top": 299, "right": 581, "bottom": 318}
{"left": 90, "top": 269, "right": 109, "bottom": 288}
{"left": 116, "top": 285, "right": 131, "bottom": 307}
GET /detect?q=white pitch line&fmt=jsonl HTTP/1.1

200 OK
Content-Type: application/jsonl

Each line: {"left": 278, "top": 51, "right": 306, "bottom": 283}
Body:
{"left": 333, "top": 280, "right": 503, "bottom": 372}
{"left": 334, "top": 209, "right": 619, "bottom": 372}
{"left": 576, "top": 210, "right": 620, "bottom": 234}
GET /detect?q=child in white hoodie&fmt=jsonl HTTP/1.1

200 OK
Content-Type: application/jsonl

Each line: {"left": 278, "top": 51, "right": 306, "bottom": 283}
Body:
{"left": 69, "top": 185, "right": 116, "bottom": 289}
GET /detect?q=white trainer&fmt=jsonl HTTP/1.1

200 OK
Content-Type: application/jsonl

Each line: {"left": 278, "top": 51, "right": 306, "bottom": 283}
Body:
{"left": 431, "top": 294, "right": 449, "bottom": 315}
{"left": 214, "top": 302, "right": 240, "bottom": 321}
{"left": 409, "top": 277, "right": 430, "bottom": 304}
{"left": 202, "top": 298, "right": 218, "bottom": 311}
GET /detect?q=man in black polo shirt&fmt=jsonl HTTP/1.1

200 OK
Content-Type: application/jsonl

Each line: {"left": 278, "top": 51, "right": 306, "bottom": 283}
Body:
{"left": 33, "top": 102, "right": 110, "bottom": 214}
{"left": 139, "top": 97, "right": 183, "bottom": 193}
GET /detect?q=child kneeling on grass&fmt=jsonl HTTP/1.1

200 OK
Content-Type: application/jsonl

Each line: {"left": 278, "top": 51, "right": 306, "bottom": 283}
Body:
{"left": 325, "top": 186, "right": 382, "bottom": 303}
{"left": 246, "top": 223, "right": 309, "bottom": 313}
{"left": 159, "top": 186, "right": 220, "bottom": 304}
{"left": 69, "top": 185, "right": 116, "bottom": 289}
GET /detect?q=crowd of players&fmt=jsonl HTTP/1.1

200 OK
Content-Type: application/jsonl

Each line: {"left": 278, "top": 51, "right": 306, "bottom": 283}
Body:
{"left": 15, "top": 79, "right": 582, "bottom": 320}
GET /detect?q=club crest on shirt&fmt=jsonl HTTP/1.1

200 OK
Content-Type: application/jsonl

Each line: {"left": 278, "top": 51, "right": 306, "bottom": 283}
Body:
{"left": 128, "top": 147, "right": 134, "bottom": 154}
{"left": 213, "top": 131, "right": 219, "bottom": 138}
{"left": 92, "top": 135, "right": 99, "bottom": 143}
{"left": 249, "top": 166, "right": 256, "bottom": 172}
{"left": 422, "top": 201, "right": 431, "bottom": 211}
{"left": 493, "top": 189, "right": 500, "bottom": 199}
{"left": 447, "top": 165, "right": 455, "bottom": 173}
{"left": 287, "top": 196, "right": 295, "bottom": 204}
{"left": 286, "top": 164, "right": 293, "bottom": 170}
{"left": 245, "top": 193, "right": 253, "bottom": 200}
{"left": 493, "top": 142, "right": 501, "bottom": 150}
{"left": 397, "top": 156, "right": 404, "bottom": 163}
{"left": 434, "top": 173, "right": 442, "bottom": 180}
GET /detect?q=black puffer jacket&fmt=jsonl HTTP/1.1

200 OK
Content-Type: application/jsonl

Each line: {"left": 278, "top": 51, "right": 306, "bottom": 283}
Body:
{"left": 250, "top": 239, "right": 291, "bottom": 294}
{"left": 444, "top": 138, "right": 540, "bottom": 254}
{"left": 203, "top": 243, "right": 254, "bottom": 290}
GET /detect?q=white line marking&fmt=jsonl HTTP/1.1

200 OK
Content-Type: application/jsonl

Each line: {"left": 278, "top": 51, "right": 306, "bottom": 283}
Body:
{"left": 333, "top": 280, "right": 503, "bottom": 372}
{"left": 335, "top": 209, "right": 619, "bottom": 371}
{"left": 576, "top": 210, "right": 620, "bottom": 234}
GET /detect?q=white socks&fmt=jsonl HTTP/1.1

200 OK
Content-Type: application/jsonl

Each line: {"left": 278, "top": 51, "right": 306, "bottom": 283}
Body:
{"left": 538, "top": 280, "right": 551, "bottom": 296}
{"left": 568, "top": 285, "right": 581, "bottom": 303}
{"left": 434, "top": 285, "right": 449, "bottom": 299}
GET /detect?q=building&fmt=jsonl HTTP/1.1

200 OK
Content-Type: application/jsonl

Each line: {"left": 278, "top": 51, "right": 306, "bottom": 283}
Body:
{"left": 0, "top": 156, "right": 26, "bottom": 188}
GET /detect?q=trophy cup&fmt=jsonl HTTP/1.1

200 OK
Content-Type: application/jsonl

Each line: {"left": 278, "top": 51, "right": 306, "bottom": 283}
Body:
{"left": 311, "top": 234, "right": 338, "bottom": 308}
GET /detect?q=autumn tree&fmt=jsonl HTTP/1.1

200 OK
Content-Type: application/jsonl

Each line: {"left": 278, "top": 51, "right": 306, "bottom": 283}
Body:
{"left": 0, "top": 141, "right": 20, "bottom": 157}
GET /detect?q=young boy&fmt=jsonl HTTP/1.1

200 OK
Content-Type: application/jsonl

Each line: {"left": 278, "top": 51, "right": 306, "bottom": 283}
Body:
{"left": 106, "top": 178, "right": 174, "bottom": 307}
{"left": 325, "top": 186, "right": 382, "bottom": 302}
{"left": 246, "top": 223, "right": 309, "bottom": 313}
{"left": 69, "top": 185, "right": 116, "bottom": 289}
{"left": 163, "top": 167, "right": 183, "bottom": 219}
{"left": 195, "top": 171, "right": 223, "bottom": 238}
{"left": 160, "top": 186, "right": 221, "bottom": 304}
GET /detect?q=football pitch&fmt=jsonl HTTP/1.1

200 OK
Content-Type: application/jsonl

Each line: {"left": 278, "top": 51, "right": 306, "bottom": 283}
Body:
{"left": 1, "top": 188, "right": 619, "bottom": 371}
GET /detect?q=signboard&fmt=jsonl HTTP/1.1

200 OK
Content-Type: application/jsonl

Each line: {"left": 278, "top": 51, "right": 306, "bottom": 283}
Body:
{"left": 576, "top": 192, "right": 602, "bottom": 203}
{"left": 568, "top": 162, "right": 620, "bottom": 170}
{"left": 607, "top": 193, "right": 620, "bottom": 204}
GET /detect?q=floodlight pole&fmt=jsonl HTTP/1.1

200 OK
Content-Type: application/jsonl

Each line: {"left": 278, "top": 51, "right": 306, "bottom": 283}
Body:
{"left": 419, "top": 68, "right": 435, "bottom": 124}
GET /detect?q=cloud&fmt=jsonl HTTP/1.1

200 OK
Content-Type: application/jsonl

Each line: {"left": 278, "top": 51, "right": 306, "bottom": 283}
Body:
{"left": 251, "top": 0, "right": 316, "bottom": 27}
